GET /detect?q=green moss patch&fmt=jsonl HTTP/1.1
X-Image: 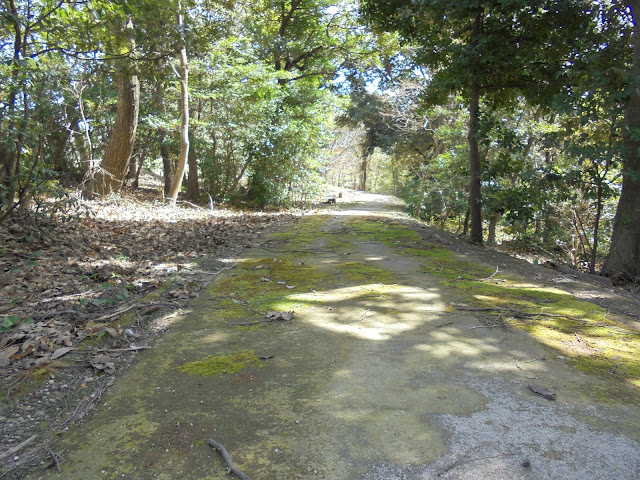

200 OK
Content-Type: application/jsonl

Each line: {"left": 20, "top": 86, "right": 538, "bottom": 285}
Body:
{"left": 347, "top": 218, "right": 422, "bottom": 246}
{"left": 337, "top": 261, "right": 395, "bottom": 284}
{"left": 447, "top": 274, "right": 640, "bottom": 390}
{"left": 209, "top": 258, "right": 326, "bottom": 320}
{"left": 395, "top": 239, "right": 640, "bottom": 391}
{"left": 269, "top": 215, "right": 332, "bottom": 250}
{"left": 176, "top": 350, "right": 263, "bottom": 376}
{"left": 404, "top": 246, "right": 494, "bottom": 279}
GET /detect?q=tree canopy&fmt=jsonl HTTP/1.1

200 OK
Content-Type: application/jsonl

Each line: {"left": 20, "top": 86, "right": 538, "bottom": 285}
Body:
{"left": 0, "top": 0, "right": 638, "bottom": 281}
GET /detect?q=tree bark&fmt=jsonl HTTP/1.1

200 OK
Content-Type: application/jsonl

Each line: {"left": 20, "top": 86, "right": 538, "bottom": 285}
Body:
{"left": 358, "top": 154, "right": 368, "bottom": 191}
{"left": 487, "top": 212, "right": 500, "bottom": 246}
{"left": 95, "top": 70, "right": 140, "bottom": 195}
{"left": 604, "top": 1, "right": 640, "bottom": 281}
{"left": 1, "top": 0, "right": 23, "bottom": 207}
{"left": 167, "top": 3, "right": 190, "bottom": 205}
{"left": 468, "top": 83, "right": 483, "bottom": 244}
{"left": 187, "top": 144, "right": 199, "bottom": 200}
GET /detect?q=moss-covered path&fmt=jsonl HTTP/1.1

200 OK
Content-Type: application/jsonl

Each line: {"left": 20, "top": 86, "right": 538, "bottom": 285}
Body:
{"left": 39, "top": 193, "right": 640, "bottom": 480}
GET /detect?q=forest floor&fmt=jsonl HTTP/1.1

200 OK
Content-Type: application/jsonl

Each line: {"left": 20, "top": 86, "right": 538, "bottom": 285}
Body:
{"left": 1, "top": 190, "right": 640, "bottom": 479}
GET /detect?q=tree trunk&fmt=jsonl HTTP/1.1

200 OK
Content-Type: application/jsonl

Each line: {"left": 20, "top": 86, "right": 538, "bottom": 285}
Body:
{"left": 167, "top": 3, "right": 190, "bottom": 205}
{"left": 1, "top": 2, "right": 23, "bottom": 207}
{"left": 358, "top": 154, "right": 368, "bottom": 191}
{"left": 487, "top": 212, "right": 500, "bottom": 246}
{"left": 468, "top": 83, "right": 483, "bottom": 244}
{"left": 187, "top": 144, "right": 199, "bottom": 200}
{"left": 95, "top": 70, "right": 140, "bottom": 195}
{"left": 604, "top": 1, "right": 640, "bottom": 281}
{"left": 160, "top": 144, "right": 172, "bottom": 195}
{"left": 462, "top": 209, "right": 470, "bottom": 236}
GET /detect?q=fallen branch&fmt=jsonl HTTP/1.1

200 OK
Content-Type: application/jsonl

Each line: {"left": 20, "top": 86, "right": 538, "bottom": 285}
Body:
{"left": 56, "top": 377, "right": 112, "bottom": 428}
{"left": 227, "top": 311, "right": 294, "bottom": 327}
{"left": 484, "top": 265, "right": 500, "bottom": 280}
{"left": 207, "top": 438, "right": 252, "bottom": 480}
{"left": 180, "top": 265, "right": 237, "bottom": 276}
{"left": 436, "top": 452, "right": 517, "bottom": 476}
{"left": 45, "top": 447, "right": 63, "bottom": 473}
{"left": 514, "top": 357, "right": 538, "bottom": 380}
{"left": 0, "top": 435, "right": 37, "bottom": 462}
{"left": 94, "top": 301, "right": 180, "bottom": 322}
{"left": 69, "top": 346, "right": 151, "bottom": 353}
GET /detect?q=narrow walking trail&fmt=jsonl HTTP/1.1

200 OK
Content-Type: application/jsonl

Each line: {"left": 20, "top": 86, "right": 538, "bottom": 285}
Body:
{"left": 38, "top": 193, "right": 640, "bottom": 480}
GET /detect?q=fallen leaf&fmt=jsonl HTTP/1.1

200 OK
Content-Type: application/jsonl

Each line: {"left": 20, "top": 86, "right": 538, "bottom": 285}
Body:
{"left": 103, "top": 327, "right": 118, "bottom": 338}
{"left": 140, "top": 305, "right": 161, "bottom": 315}
{"left": 90, "top": 354, "right": 115, "bottom": 374}
{"left": 51, "top": 347, "right": 73, "bottom": 360}
{"left": 0, "top": 345, "right": 20, "bottom": 361}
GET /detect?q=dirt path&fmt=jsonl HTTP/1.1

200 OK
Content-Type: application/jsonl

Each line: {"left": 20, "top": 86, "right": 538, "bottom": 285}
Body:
{"left": 34, "top": 193, "right": 640, "bottom": 479}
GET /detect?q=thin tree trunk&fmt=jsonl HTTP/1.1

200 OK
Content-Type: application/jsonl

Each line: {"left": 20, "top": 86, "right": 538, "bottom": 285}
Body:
{"left": 590, "top": 182, "right": 603, "bottom": 274}
{"left": 605, "top": 0, "right": 640, "bottom": 280}
{"left": 95, "top": 70, "right": 140, "bottom": 194}
{"left": 468, "top": 83, "right": 483, "bottom": 244}
{"left": 187, "top": 144, "right": 199, "bottom": 200}
{"left": 161, "top": 144, "right": 172, "bottom": 196}
{"left": 167, "top": 2, "right": 189, "bottom": 205}
{"left": 463, "top": 209, "right": 470, "bottom": 236}
{"left": 358, "top": 154, "right": 368, "bottom": 191}
{"left": 1, "top": 0, "right": 23, "bottom": 206}
{"left": 487, "top": 212, "right": 500, "bottom": 246}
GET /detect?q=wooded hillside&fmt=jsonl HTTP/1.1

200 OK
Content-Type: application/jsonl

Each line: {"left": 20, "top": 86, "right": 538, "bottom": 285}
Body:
{"left": 1, "top": 0, "right": 638, "bottom": 283}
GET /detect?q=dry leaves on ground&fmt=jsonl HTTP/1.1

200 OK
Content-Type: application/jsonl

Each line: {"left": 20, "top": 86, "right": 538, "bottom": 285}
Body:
{"left": 0, "top": 195, "right": 296, "bottom": 374}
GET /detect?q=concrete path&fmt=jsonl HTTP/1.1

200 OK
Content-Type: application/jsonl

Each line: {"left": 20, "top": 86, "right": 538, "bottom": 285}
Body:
{"left": 39, "top": 193, "right": 640, "bottom": 480}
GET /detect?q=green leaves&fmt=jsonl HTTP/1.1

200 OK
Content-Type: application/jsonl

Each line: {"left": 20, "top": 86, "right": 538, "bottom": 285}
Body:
{"left": 1, "top": 315, "right": 34, "bottom": 333}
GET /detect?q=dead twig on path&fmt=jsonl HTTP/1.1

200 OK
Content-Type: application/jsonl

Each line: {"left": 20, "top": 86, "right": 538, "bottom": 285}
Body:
{"left": 0, "top": 435, "right": 37, "bottom": 462}
{"left": 436, "top": 450, "right": 517, "bottom": 476}
{"left": 483, "top": 265, "right": 500, "bottom": 280}
{"left": 515, "top": 357, "right": 538, "bottom": 380}
{"left": 94, "top": 302, "right": 180, "bottom": 323}
{"left": 45, "top": 447, "right": 64, "bottom": 473}
{"left": 436, "top": 322, "right": 454, "bottom": 328}
{"left": 56, "top": 377, "right": 112, "bottom": 428}
{"left": 69, "top": 346, "right": 151, "bottom": 353}
{"left": 227, "top": 311, "right": 294, "bottom": 327}
{"left": 207, "top": 438, "right": 252, "bottom": 480}
{"left": 180, "top": 265, "right": 237, "bottom": 276}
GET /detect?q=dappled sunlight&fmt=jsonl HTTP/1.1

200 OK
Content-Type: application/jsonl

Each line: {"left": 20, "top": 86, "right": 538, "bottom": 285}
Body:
{"left": 414, "top": 337, "right": 493, "bottom": 359}
{"left": 303, "top": 315, "right": 418, "bottom": 341}
{"left": 150, "top": 308, "right": 191, "bottom": 331}
{"left": 293, "top": 283, "right": 447, "bottom": 341}
{"left": 199, "top": 331, "right": 232, "bottom": 344}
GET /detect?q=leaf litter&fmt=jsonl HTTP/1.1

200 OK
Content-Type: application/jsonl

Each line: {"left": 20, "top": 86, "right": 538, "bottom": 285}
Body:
{"left": 0, "top": 194, "right": 299, "bottom": 478}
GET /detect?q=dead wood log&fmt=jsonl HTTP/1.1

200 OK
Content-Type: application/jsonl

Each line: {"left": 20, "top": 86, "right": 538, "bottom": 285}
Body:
{"left": 207, "top": 438, "right": 252, "bottom": 480}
